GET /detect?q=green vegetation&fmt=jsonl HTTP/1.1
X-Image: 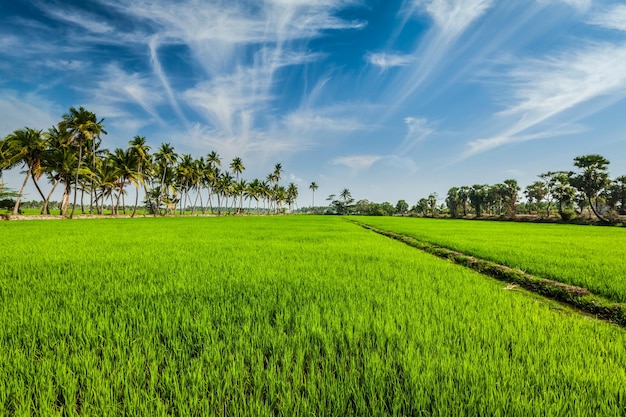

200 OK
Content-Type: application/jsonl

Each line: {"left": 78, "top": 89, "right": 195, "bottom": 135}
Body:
{"left": 2, "top": 216, "right": 626, "bottom": 415}
{"left": 0, "top": 107, "right": 299, "bottom": 218}
{"left": 354, "top": 216, "right": 626, "bottom": 302}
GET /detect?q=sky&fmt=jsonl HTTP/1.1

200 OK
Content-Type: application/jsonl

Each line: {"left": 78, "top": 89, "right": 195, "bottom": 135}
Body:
{"left": 1, "top": 0, "right": 625, "bottom": 207}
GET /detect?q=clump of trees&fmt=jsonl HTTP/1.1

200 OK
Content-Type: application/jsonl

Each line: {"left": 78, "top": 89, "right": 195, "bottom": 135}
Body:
{"left": 440, "top": 154, "right": 624, "bottom": 224}
{"left": 1, "top": 107, "right": 299, "bottom": 217}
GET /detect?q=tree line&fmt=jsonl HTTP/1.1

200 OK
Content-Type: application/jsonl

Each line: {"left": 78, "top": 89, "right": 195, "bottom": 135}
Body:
{"left": 311, "top": 155, "right": 624, "bottom": 225}
{"left": 0, "top": 107, "right": 300, "bottom": 217}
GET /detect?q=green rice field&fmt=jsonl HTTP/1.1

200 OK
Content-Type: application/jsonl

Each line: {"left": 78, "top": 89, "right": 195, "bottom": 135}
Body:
{"left": 1, "top": 216, "right": 626, "bottom": 415}
{"left": 354, "top": 216, "right": 626, "bottom": 303}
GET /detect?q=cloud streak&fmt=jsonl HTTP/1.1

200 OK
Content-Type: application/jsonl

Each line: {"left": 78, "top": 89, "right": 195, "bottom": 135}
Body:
{"left": 464, "top": 41, "right": 626, "bottom": 157}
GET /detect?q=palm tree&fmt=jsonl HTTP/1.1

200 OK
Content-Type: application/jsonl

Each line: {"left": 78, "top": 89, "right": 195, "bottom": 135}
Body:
{"left": 176, "top": 154, "right": 195, "bottom": 215}
{"left": 110, "top": 148, "right": 139, "bottom": 214}
{"left": 309, "top": 181, "right": 318, "bottom": 209}
{"left": 58, "top": 106, "right": 107, "bottom": 218}
{"left": 4, "top": 128, "right": 47, "bottom": 215}
{"left": 230, "top": 157, "right": 245, "bottom": 213}
{"left": 205, "top": 151, "right": 221, "bottom": 214}
{"left": 128, "top": 136, "right": 151, "bottom": 217}
{"left": 287, "top": 182, "right": 298, "bottom": 213}
{"left": 154, "top": 143, "right": 178, "bottom": 215}
{"left": 0, "top": 136, "right": 20, "bottom": 198}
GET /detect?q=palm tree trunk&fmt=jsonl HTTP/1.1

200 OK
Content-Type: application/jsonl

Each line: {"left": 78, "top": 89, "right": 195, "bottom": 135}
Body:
{"left": 13, "top": 166, "right": 32, "bottom": 215}
{"left": 192, "top": 190, "right": 200, "bottom": 215}
{"left": 132, "top": 185, "right": 139, "bottom": 218}
{"left": 61, "top": 180, "right": 71, "bottom": 216}
{"left": 42, "top": 177, "right": 61, "bottom": 215}
{"left": 70, "top": 144, "right": 82, "bottom": 219}
{"left": 588, "top": 196, "right": 609, "bottom": 223}
{"left": 30, "top": 172, "right": 47, "bottom": 207}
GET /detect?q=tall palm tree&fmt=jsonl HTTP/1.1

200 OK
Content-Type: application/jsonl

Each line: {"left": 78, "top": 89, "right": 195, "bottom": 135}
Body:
{"left": 205, "top": 151, "right": 221, "bottom": 214}
{"left": 154, "top": 143, "right": 178, "bottom": 215}
{"left": 287, "top": 182, "right": 298, "bottom": 214}
{"left": 128, "top": 136, "right": 151, "bottom": 217}
{"left": 58, "top": 106, "right": 106, "bottom": 218}
{"left": 4, "top": 128, "right": 47, "bottom": 215}
{"left": 309, "top": 181, "right": 318, "bottom": 208}
{"left": 230, "top": 157, "right": 245, "bottom": 213}
{"left": 176, "top": 154, "right": 196, "bottom": 215}
{"left": 110, "top": 148, "right": 139, "bottom": 214}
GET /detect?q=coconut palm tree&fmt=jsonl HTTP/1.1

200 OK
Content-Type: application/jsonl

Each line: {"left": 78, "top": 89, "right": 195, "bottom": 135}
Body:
{"left": 0, "top": 137, "right": 17, "bottom": 197}
{"left": 230, "top": 157, "right": 245, "bottom": 213}
{"left": 205, "top": 151, "right": 221, "bottom": 214}
{"left": 309, "top": 181, "right": 318, "bottom": 208}
{"left": 58, "top": 106, "right": 106, "bottom": 218}
{"left": 287, "top": 182, "right": 298, "bottom": 213}
{"left": 4, "top": 128, "right": 48, "bottom": 215}
{"left": 154, "top": 143, "right": 178, "bottom": 215}
{"left": 128, "top": 136, "right": 151, "bottom": 217}
{"left": 109, "top": 147, "right": 139, "bottom": 214}
{"left": 176, "top": 153, "right": 195, "bottom": 215}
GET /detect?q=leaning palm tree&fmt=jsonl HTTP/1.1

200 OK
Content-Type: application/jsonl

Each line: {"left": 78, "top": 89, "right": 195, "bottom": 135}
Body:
{"left": 58, "top": 106, "right": 106, "bottom": 218}
{"left": 309, "top": 181, "right": 318, "bottom": 208}
{"left": 4, "top": 128, "right": 47, "bottom": 215}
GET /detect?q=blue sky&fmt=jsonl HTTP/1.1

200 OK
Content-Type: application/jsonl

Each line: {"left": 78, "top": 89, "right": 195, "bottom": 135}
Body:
{"left": 1, "top": 0, "right": 625, "bottom": 206}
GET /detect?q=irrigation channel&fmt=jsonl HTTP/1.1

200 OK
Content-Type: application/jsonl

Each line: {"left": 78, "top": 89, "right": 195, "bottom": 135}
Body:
{"left": 349, "top": 219, "right": 626, "bottom": 327}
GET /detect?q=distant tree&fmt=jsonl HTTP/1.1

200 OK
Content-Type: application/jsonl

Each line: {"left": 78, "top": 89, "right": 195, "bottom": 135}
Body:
{"left": 524, "top": 181, "right": 547, "bottom": 215}
{"left": 469, "top": 185, "right": 488, "bottom": 217}
{"left": 573, "top": 154, "right": 611, "bottom": 223}
{"left": 309, "top": 181, "right": 319, "bottom": 208}
{"left": 502, "top": 179, "right": 520, "bottom": 218}
{"left": 609, "top": 175, "right": 626, "bottom": 215}
{"left": 395, "top": 199, "right": 409, "bottom": 215}
{"left": 427, "top": 193, "right": 438, "bottom": 218}
{"left": 445, "top": 187, "right": 461, "bottom": 218}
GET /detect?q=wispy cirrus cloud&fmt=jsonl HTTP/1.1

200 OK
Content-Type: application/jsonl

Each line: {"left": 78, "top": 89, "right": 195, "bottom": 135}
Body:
{"left": 538, "top": 0, "right": 591, "bottom": 12}
{"left": 84, "top": 64, "right": 165, "bottom": 129}
{"left": 332, "top": 155, "right": 383, "bottom": 171}
{"left": 365, "top": 52, "right": 413, "bottom": 71}
{"left": 383, "top": 0, "right": 495, "bottom": 114}
{"left": 99, "top": 0, "right": 365, "bottom": 157}
{"left": 589, "top": 5, "right": 626, "bottom": 31}
{"left": 396, "top": 117, "right": 435, "bottom": 156}
{"left": 463, "top": 41, "right": 626, "bottom": 157}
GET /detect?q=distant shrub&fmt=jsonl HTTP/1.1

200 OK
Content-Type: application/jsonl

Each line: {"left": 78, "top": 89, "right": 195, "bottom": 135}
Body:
{"left": 559, "top": 209, "right": 576, "bottom": 222}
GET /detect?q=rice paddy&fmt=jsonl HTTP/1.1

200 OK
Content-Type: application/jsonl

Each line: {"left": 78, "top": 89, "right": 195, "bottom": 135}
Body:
{"left": 1, "top": 216, "right": 626, "bottom": 415}
{"left": 353, "top": 216, "right": 626, "bottom": 303}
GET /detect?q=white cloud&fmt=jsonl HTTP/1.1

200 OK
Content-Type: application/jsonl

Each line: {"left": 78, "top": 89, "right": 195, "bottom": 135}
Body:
{"left": 83, "top": 64, "right": 165, "bottom": 128}
{"left": 0, "top": 90, "right": 58, "bottom": 134}
{"left": 365, "top": 52, "right": 413, "bottom": 70}
{"left": 463, "top": 41, "right": 626, "bottom": 157}
{"left": 409, "top": 0, "right": 494, "bottom": 41}
{"left": 589, "top": 5, "right": 626, "bottom": 31}
{"left": 332, "top": 155, "right": 383, "bottom": 171}
{"left": 40, "top": 4, "right": 115, "bottom": 34}
{"left": 396, "top": 117, "right": 435, "bottom": 156}
{"left": 537, "top": 0, "right": 591, "bottom": 12}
